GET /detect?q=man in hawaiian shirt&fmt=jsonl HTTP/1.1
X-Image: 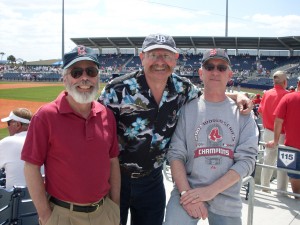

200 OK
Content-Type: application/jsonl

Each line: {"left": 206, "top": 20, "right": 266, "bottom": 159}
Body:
{"left": 99, "top": 33, "right": 252, "bottom": 225}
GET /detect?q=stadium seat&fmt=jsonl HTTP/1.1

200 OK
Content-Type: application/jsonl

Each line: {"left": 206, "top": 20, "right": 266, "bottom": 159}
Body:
{"left": 11, "top": 186, "right": 39, "bottom": 225}
{"left": 0, "top": 187, "right": 14, "bottom": 225}
{"left": 0, "top": 168, "right": 6, "bottom": 188}
{"left": 0, "top": 186, "right": 38, "bottom": 225}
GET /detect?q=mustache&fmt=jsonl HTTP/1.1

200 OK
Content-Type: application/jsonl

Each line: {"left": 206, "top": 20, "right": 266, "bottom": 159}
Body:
{"left": 73, "top": 80, "right": 95, "bottom": 86}
{"left": 151, "top": 64, "right": 172, "bottom": 70}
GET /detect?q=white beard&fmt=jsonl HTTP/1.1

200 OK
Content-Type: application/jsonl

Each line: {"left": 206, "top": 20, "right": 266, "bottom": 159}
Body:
{"left": 65, "top": 79, "right": 99, "bottom": 104}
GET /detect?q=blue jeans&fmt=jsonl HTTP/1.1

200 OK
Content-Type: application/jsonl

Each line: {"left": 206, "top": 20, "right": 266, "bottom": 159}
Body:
{"left": 164, "top": 189, "right": 242, "bottom": 225}
{"left": 120, "top": 168, "right": 166, "bottom": 225}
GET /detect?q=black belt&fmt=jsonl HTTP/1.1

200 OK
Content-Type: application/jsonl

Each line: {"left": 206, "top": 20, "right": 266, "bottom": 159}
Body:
{"left": 120, "top": 166, "right": 160, "bottom": 179}
{"left": 49, "top": 196, "right": 104, "bottom": 213}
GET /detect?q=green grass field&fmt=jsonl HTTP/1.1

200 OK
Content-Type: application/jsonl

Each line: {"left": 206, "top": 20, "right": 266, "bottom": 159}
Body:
{"left": 0, "top": 82, "right": 263, "bottom": 140}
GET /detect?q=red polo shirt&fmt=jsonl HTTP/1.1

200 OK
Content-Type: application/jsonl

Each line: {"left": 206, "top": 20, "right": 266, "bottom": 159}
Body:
{"left": 21, "top": 92, "right": 119, "bottom": 203}
{"left": 258, "top": 85, "right": 288, "bottom": 132}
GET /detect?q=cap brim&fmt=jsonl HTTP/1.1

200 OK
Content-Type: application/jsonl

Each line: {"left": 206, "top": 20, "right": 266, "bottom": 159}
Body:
{"left": 202, "top": 56, "right": 230, "bottom": 65}
{"left": 63, "top": 57, "right": 100, "bottom": 69}
{"left": 143, "top": 44, "right": 178, "bottom": 53}
{"left": 1, "top": 117, "right": 11, "bottom": 122}
{"left": 1, "top": 112, "right": 30, "bottom": 123}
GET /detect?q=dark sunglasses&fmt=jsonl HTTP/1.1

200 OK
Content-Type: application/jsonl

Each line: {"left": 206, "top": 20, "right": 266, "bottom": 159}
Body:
{"left": 203, "top": 64, "right": 228, "bottom": 72}
{"left": 7, "top": 120, "right": 15, "bottom": 126}
{"left": 69, "top": 67, "right": 99, "bottom": 79}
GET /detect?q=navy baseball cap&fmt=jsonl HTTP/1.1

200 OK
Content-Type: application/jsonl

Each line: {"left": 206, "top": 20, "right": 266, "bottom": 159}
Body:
{"left": 62, "top": 45, "right": 100, "bottom": 69}
{"left": 142, "top": 33, "right": 178, "bottom": 53}
{"left": 202, "top": 48, "right": 231, "bottom": 65}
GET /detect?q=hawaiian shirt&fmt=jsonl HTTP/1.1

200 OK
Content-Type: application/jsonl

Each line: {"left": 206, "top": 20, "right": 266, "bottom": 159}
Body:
{"left": 99, "top": 70, "right": 200, "bottom": 172}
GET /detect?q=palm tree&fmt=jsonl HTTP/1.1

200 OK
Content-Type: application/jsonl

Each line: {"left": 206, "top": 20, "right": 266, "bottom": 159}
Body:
{"left": 7, "top": 55, "right": 16, "bottom": 64}
{"left": 0, "top": 52, "right": 5, "bottom": 61}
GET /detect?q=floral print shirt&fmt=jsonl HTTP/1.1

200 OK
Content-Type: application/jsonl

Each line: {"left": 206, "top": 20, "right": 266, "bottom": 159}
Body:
{"left": 99, "top": 70, "right": 200, "bottom": 172}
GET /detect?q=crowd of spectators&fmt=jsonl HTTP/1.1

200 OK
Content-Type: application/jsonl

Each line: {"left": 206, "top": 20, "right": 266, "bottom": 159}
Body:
{"left": 1, "top": 54, "right": 299, "bottom": 84}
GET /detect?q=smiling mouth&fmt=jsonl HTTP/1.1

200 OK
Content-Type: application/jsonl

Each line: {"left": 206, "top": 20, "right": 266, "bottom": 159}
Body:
{"left": 77, "top": 85, "right": 93, "bottom": 90}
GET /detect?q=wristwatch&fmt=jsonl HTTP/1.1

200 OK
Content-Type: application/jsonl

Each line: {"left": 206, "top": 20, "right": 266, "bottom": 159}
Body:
{"left": 180, "top": 190, "right": 187, "bottom": 197}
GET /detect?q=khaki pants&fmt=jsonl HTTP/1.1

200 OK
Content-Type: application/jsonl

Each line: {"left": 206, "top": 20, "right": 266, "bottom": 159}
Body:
{"left": 45, "top": 197, "right": 120, "bottom": 225}
{"left": 260, "top": 128, "right": 288, "bottom": 191}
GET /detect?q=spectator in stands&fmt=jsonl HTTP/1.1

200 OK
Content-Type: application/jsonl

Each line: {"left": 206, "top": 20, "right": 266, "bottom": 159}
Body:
{"left": 266, "top": 77, "right": 300, "bottom": 200}
{"left": 258, "top": 71, "right": 289, "bottom": 194}
{"left": 289, "top": 86, "right": 295, "bottom": 92}
{"left": 252, "top": 93, "right": 261, "bottom": 105}
{"left": 252, "top": 93, "right": 262, "bottom": 119}
{"left": 99, "top": 34, "right": 253, "bottom": 225}
{"left": 164, "top": 48, "right": 258, "bottom": 225}
{"left": 0, "top": 108, "right": 32, "bottom": 189}
{"left": 21, "top": 45, "right": 120, "bottom": 225}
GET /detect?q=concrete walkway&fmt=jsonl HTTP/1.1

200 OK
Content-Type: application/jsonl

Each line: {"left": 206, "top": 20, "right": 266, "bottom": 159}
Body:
{"left": 126, "top": 173, "right": 300, "bottom": 225}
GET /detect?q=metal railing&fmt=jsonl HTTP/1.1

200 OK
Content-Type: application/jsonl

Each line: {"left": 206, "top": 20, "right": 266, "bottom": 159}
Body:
{"left": 256, "top": 142, "right": 300, "bottom": 199}
{"left": 242, "top": 176, "right": 255, "bottom": 225}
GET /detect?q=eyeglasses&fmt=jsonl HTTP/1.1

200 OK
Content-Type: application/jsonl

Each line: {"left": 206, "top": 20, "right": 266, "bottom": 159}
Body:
{"left": 203, "top": 64, "right": 228, "bottom": 72}
{"left": 69, "top": 67, "right": 99, "bottom": 79}
{"left": 146, "top": 53, "right": 175, "bottom": 62}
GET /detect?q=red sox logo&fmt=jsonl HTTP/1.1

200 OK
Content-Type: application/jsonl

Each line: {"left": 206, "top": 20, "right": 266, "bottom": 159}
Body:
{"left": 77, "top": 45, "right": 87, "bottom": 56}
{"left": 208, "top": 127, "right": 222, "bottom": 142}
{"left": 210, "top": 49, "right": 217, "bottom": 56}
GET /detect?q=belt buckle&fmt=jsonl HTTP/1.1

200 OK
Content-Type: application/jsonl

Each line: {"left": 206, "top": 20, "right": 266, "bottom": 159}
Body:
{"left": 131, "top": 172, "right": 141, "bottom": 179}
{"left": 91, "top": 198, "right": 103, "bottom": 211}
{"left": 91, "top": 202, "right": 100, "bottom": 211}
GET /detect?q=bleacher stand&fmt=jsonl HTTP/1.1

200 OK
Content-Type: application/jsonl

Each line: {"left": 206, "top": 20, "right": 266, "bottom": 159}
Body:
{"left": 1, "top": 54, "right": 299, "bottom": 86}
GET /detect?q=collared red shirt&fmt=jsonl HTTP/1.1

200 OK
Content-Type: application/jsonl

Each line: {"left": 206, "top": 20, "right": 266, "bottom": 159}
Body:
{"left": 99, "top": 70, "right": 200, "bottom": 172}
{"left": 258, "top": 84, "right": 288, "bottom": 132}
{"left": 274, "top": 92, "right": 300, "bottom": 149}
{"left": 21, "top": 91, "right": 119, "bottom": 203}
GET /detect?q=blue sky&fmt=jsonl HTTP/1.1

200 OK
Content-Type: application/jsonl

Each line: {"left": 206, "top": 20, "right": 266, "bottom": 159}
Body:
{"left": 1, "top": 0, "right": 300, "bottom": 61}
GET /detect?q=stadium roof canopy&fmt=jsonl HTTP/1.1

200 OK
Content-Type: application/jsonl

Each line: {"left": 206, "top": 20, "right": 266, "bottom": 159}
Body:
{"left": 71, "top": 36, "right": 300, "bottom": 52}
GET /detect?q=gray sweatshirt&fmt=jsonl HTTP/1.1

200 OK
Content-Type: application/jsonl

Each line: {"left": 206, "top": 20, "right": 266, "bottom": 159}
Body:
{"left": 167, "top": 96, "right": 258, "bottom": 217}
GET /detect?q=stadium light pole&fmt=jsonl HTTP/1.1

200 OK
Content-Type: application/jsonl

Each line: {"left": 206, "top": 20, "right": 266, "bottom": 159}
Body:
{"left": 225, "top": 0, "right": 228, "bottom": 37}
{"left": 62, "top": 0, "right": 65, "bottom": 60}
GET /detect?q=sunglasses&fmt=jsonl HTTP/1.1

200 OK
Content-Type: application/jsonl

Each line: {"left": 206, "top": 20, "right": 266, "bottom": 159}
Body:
{"left": 7, "top": 120, "right": 16, "bottom": 126}
{"left": 69, "top": 67, "right": 99, "bottom": 79}
{"left": 203, "top": 64, "right": 228, "bottom": 72}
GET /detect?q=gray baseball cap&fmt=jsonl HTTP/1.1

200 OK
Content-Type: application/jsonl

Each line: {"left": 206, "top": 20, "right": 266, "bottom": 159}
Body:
{"left": 142, "top": 34, "right": 178, "bottom": 53}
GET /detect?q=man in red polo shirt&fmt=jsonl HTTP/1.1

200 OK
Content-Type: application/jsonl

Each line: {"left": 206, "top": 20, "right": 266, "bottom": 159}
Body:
{"left": 258, "top": 71, "right": 289, "bottom": 194}
{"left": 22, "top": 46, "right": 120, "bottom": 225}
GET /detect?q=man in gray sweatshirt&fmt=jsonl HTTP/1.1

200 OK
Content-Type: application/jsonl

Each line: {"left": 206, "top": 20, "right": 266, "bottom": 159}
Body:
{"left": 164, "top": 48, "right": 259, "bottom": 225}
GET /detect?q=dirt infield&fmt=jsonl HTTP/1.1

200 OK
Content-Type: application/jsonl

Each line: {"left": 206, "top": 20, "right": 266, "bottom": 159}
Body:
{"left": 0, "top": 82, "right": 62, "bottom": 90}
{"left": 0, "top": 82, "right": 62, "bottom": 129}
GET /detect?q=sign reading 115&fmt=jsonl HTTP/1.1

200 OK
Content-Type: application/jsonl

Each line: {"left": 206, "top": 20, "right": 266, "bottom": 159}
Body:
{"left": 280, "top": 152, "right": 294, "bottom": 161}
{"left": 278, "top": 150, "right": 296, "bottom": 167}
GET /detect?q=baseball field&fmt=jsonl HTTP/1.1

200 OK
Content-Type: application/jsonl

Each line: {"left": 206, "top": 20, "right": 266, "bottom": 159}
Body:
{"left": 0, "top": 81, "right": 263, "bottom": 140}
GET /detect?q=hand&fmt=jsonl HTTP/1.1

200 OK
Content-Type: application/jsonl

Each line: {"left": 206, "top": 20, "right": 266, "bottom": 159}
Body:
{"left": 38, "top": 211, "right": 52, "bottom": 225}
{"left": 236, "top": 93, "right": 253, "bottom": 115}
{"left": 180, "top": 187, "right": 216, "bottom": 206}
{"left": 265, "top": 140, "right": 277, "bottom": 148}
{"left": 182, "top": 201, "right": 208, "bottom": 220}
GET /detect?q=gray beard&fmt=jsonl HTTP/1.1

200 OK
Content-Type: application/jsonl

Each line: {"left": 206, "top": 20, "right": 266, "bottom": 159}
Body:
{"left": 65, "top": 80, "right": 99, "bottom": 104}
